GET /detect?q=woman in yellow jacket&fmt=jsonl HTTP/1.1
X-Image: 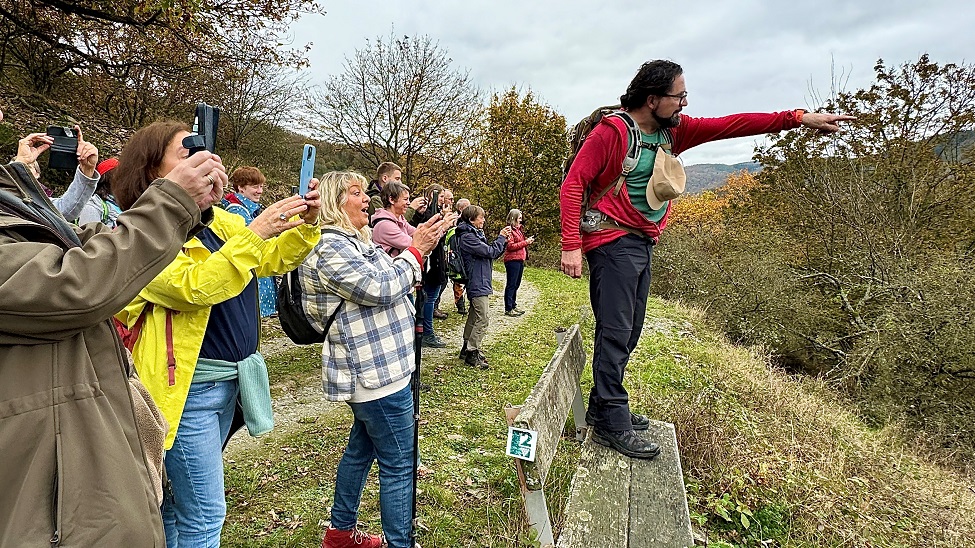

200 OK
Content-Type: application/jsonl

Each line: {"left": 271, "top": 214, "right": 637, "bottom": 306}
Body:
{"left": 112, "top": 121, "right": 321, "bottom": 548}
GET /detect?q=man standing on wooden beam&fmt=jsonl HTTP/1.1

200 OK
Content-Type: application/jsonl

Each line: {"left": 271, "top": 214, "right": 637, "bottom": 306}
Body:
{"left": 559, "top": 59, "right": 853, "bottom": 459}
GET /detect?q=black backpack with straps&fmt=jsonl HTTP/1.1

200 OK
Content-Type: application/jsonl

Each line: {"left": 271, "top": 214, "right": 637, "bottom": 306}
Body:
{"left": 277, "top": 228, "right": 348, "bottom": 345}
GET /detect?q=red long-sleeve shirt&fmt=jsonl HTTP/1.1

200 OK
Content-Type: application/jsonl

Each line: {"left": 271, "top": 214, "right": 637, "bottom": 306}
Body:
{"left": 560, "top": 110, "right": 803, "bottom": 253}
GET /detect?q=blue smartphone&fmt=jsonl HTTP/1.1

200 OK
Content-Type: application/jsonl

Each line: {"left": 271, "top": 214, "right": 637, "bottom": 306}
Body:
{"left": 299, "top": 144, "right": 316, "bottom": 196}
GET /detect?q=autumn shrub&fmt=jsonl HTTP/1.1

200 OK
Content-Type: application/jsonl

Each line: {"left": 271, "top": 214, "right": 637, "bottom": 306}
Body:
{"left": 633, "top": 303, "right": 975, "bottom": 546}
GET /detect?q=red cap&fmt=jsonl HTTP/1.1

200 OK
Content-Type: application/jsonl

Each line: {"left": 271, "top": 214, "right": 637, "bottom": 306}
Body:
{"left": 96, "top": 158, "right": 119, "bottom": 176}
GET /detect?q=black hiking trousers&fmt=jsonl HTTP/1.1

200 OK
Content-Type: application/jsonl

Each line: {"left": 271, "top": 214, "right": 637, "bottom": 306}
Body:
{"left": 585, "top": 234, "right": 655, "bottom": 432}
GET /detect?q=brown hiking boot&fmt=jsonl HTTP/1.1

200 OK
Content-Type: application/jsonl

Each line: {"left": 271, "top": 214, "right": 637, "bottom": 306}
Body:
{"left": 321, "top": 525, "right": 384, "bottom": 548}
{"left": 464, "top": 350, "right": 489, "bottom": 370}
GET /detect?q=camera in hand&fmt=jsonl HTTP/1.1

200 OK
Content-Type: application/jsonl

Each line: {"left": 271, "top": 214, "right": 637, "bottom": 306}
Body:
{"left": 182, "top": 103, "right": 220, "bottom": 156}
{"left": 46, "top": 126, "right": 79, "bottom": 171}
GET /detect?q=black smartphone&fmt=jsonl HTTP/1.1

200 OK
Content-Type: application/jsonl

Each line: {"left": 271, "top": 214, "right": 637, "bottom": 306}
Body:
{"left": 183, "top": 103, "right": 220, "bottom": 156}
{"left": 46, "top": 126, "right": 79, "bottom": 171}
{"left": 430, "top": 189, "right": 440, "bottom": 214}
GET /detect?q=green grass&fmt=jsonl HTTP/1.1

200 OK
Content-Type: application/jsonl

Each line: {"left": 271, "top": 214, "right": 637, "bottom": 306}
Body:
{"left": 223, "top": 267, "right": 975, "bottom": 547}
{"left": 224, "top": 266, "right": 591, "bottom": 547}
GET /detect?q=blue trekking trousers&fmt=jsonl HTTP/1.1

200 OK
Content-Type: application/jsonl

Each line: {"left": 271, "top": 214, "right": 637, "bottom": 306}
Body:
{"left": 585, "top": 234, "right": 654, "bottom": 432}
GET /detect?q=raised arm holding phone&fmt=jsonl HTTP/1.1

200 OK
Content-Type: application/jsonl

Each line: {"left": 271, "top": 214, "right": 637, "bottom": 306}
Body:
{"left": 0, "top": 106, "right": 243, "bottom": 547}
{"left": 111, "top": 119, "right": 321, "bottom": 548}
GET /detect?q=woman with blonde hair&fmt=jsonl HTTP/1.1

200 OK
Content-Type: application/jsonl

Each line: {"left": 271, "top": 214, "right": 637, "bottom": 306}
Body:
{"left": 296, "top": 171, "right": 445, "bottom": 548}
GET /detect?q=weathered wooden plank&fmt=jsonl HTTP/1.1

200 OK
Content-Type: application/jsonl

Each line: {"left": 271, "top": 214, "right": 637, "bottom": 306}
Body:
{"left": 556, "top": 429, "right": 631, "bottom": 548}
{"left": 627, "top": 421, "right": 694, "bottom": 548}
{"left": 514, "top": 325, "right": 587, "bottom": 489}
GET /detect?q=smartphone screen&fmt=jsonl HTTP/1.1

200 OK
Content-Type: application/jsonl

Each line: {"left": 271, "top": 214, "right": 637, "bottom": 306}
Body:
{"left": 299, "top": 144, "right": 316, "bottom": 196}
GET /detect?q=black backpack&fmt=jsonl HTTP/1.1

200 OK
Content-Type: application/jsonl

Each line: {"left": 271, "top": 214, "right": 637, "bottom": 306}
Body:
{"left": 444, "top": 226, "right": 468, "bottom": 285}
{"left": 277, "top": 229, "right": 347, "bottom": 345}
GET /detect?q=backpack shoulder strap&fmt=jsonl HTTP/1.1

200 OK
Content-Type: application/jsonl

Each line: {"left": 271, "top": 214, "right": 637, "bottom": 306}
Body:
{"left": 100, "top": 198, "right": 111, "bottom": 225}
{"left": 612, "top": 111, "right": 642, "bottom": 175}
{"left": 321, "top": 227, "right": 361, "bottom": 245}
{"left": 369, "top": 216, "right": 394, "bottom": 229}
{"left": 300, "top": 233, "right": 347, "bottom": 338}
{"left": 585, "top": 112, "right": 642, "bottom": 208}
{"left": 320, "top": 300, "right": 344, "bottom": 336}
{"left": 0, "top": 163, "right": 82, "bottom": 247}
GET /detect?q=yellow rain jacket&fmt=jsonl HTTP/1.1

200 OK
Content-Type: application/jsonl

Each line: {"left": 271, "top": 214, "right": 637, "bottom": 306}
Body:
{"left": 117, "top": 207, "right": 319, "bottom": 448}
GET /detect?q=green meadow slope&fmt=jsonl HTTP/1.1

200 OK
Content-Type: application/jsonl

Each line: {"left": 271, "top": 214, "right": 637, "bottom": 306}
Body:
{"left": 223, "top": 266, "right": 974, "bottom": 547}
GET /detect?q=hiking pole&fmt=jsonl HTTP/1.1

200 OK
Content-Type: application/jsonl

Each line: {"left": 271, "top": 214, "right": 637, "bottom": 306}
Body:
{"left": 410, "top": 285, "right": 426, "bottom": 547}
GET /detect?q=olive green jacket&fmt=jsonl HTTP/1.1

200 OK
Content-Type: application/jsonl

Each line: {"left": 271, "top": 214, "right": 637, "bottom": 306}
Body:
{"left": 0, "top": 162, "right": 206, "bottom": 547}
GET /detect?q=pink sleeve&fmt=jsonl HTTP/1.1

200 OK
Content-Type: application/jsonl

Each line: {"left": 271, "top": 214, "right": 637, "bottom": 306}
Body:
{"left": 507, "top": 233, "right": 530, "bottom": 251}
{"left": 372, "top": 221, "right": 414, "bottom": 252}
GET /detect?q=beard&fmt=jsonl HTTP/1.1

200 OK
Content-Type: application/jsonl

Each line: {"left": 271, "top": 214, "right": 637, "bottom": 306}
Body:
{"left": 652, "top": 110, "right": 681, "bottom": 129}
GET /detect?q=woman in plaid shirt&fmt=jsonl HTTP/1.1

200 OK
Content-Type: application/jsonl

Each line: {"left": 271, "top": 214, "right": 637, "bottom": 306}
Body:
{"left": 298, "top": 171, "right": 445, "bottom": 548}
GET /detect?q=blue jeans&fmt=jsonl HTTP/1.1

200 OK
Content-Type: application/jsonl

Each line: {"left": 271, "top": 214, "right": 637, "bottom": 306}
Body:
{"left": 162, "top": 380, "right": 239, "bottom": 548}
{"left": 331, "top": 385, "right": 415, "bottom": 548}
{"left": 504, "top": 260, "right": 524, "bottom": 312}
{"left": 422, "top": 283, "right": 442, "bottom": 336}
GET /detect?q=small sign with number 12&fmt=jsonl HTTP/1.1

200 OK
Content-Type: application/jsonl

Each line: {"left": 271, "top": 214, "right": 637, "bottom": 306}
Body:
{"left": 506, "top": 427, "right": 538, "bottom": 461}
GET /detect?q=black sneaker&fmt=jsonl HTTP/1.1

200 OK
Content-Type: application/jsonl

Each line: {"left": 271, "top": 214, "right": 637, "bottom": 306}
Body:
{"left": 585, "top": 410, "right": 651, "bottom": 431}
{"left": 421, "top": 334, "right": 447, "bottom": 348}
{"left": 592, "top": 428, "right": 660, "bottom": 459}
{"left": 459, "top": 342, "right": 469, "bottom": 361}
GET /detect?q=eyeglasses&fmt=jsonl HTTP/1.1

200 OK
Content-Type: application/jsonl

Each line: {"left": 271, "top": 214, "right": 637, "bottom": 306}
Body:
{"left": 662, "top": 91, "right": 688, "bottom": 101}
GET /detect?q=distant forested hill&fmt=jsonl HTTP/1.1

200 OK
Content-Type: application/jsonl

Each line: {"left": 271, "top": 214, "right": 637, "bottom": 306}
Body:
{"left": 684, "top": 162, "right": 762, "bottom": 194}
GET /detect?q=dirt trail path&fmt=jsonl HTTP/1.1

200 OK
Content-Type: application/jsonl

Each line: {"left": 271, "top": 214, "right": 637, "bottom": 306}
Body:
{"left": 226, "top": 270, "right": 538, "bottom": 454}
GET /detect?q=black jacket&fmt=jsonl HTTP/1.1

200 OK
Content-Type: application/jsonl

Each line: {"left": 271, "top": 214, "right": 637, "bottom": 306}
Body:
{"left": 413, "top": 207, "right": 448, "bottom": 287}
{"left": 455, "top": 220, "right": 507, "bottom": 297}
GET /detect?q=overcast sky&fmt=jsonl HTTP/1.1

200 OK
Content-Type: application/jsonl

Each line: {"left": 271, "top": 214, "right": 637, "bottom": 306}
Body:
{"left": 291, "top": 0, "right": 974, "bottom": 166}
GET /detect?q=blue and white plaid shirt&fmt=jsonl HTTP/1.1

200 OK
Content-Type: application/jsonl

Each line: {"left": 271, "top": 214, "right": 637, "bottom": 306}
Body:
{"left": 298, "top": 229, "right": 420, "bottom": 401}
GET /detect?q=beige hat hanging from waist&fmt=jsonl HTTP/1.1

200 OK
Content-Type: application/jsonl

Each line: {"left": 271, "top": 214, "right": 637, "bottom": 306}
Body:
{"left": 646, "top": 143, "right": 686, "bottom": 210}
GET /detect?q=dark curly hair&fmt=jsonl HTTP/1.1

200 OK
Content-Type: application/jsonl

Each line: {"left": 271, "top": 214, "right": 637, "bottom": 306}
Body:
{"left": 620, "top": 60, "right": 683, "bottom": 110}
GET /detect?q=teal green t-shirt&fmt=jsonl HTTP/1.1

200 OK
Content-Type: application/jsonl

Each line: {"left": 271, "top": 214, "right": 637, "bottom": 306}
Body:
{"left": 625, "top": 130, "right": 669, "bottom": 222}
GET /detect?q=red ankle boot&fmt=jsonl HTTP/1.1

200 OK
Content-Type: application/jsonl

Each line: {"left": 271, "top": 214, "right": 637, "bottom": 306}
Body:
{"left": 321, "top": 525, "right": 385, "bottom": 548}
